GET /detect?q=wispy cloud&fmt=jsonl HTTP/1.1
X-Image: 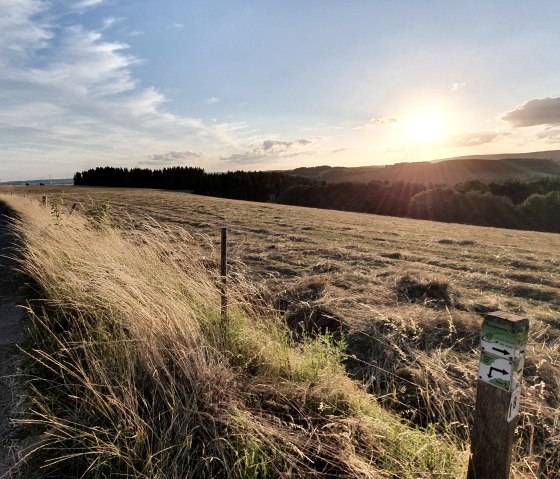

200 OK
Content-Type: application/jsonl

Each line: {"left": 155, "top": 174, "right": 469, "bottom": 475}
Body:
{"left": 502, "top": 97, "right": 560, "bottom": 127}
{"left": 371, "top": 116, "right": 398, "bottom": 126}
{"left": 101, "top": 16, "right": 124, "bottom": 30}
{"left": 139, "top": 150, "right": 203, "bottom": 166}
{"left": 0, "top": 0, "right": 243, "bottom": 179}
{"left": 221, "top": 137, "right": 325, "bottom": 165}
{"left": 70, "top": 0, "right": 104, "bottom": 12}
{"left": 262, "top": 138, "right": 314, "bottom": 150}
{"left": 448, "top": 131, "right": 502, "bottom": 147}
{"left": 536, "top": 127, "right": 560, "bottom": 143}
{"left": 204, "top": 96, "right": 220, "bottom": 104}
{"left": 0, "top": 0, "right": 53, "bottom": 63}
{"left": 450, "top": 82, "right": 466, "bottom": 92}
{"left": 354, "top": 116, "right": 398, "bottom": 130}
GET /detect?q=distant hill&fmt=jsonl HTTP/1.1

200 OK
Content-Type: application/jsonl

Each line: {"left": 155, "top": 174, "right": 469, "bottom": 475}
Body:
{"left": 0, "top": 178, "right": 73, "bottom": 186}
{"left": 288, "top": 152, "right": 560, "bottom": 186}
{"left": 434, "top": 149, "right": 560, "bottom": 163}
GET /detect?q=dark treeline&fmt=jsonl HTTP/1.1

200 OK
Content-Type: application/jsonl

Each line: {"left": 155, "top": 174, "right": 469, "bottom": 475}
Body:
{"left": 408, "top": 177, "right": 560, "bottom": 233}
{"left": 278, "top": 176, "right": 560, "bottom": 232}
{"left": 74, "top": 166, "right": 315, "bottom": 202}
{"left": 193, "top": 171, "right": 315, "bottom": 201}
{"left": 74, "top": 166, "right": 206, "bottom": 190}
{"left": 74, "top": 166, "right": 560, "bottom": 233}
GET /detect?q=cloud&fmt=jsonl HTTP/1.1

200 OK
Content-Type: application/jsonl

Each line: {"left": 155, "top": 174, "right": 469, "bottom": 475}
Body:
{"left": 71, "top": 0, "right": 104, "bottom": 11}
{"left": 372, "top": 116, "right": 398, "bottom": 126}
{"left": 101, "top": 16, "right": 124, "bottom": 30}
{"left": 0, "top": 0, "right": 53, "bottom": 63}
{"left": 450, "top": 82, "right": 466, "bottom": 92}
{"left": 448, "top": 131, "right": 502, "bottom": 147}
{"left": 204, "top": 96, "right": 220, "bottom": 104}
{"left": 139, "top": 150, "right": 203, "bottom": 165}
{"left": 536, "top": 127, "right": 560, "bottom": 143}
{"left": 221, "top": 137, "right": 324, "bottom": 165}
{"left": 262, "top": 138, "right": 313, "bottom": 150}
{"left": 502, "top": 97, "right": 560, "bottom": 127}
{"left": 0, "top": 0, "right": 243, "bottom": 180}
{"left": 354, "top": 116, "right": 398, "bottom": 130}
{"left": 173, "top": 23, "right": 184, "bottom": 29}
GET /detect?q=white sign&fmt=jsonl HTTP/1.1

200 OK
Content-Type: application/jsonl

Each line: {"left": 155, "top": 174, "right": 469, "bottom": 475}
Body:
{"left": 478, "top": 354, "right": 514, "bottom": 390}
{"left": 507, "top": 388, "right": 521, "bottom": 422}
{"left": 480, "top": 338, "right": 516, "bottom": 359}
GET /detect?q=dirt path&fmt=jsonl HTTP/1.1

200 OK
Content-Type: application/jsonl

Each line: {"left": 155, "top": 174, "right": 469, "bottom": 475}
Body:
{"left": 0, "top": 205, "right": 26, "bottom": 478}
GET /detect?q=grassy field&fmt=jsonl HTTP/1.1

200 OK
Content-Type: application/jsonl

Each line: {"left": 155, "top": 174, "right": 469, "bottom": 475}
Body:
{"left": 2, "top": 185, "right": 559, "bottom": 478}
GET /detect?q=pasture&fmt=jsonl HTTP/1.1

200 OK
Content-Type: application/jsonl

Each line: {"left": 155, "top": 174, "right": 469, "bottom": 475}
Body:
{"left": 2, "top": 185, "right": 559, "bottom": 478}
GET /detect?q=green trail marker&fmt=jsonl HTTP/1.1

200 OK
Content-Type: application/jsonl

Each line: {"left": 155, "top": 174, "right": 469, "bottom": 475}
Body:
{"left": 467, "top": 311, "right": 529, "bottom": 479}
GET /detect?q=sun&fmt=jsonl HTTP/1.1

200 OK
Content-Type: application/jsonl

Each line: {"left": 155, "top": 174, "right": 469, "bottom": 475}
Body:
{"left": 406, "top": 110, "right": 446, "bottom": 143}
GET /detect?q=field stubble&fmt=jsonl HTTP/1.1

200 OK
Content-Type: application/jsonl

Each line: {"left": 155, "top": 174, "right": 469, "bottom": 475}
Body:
{"left": 2, "top": 185, "right": 559, "bottom": 478}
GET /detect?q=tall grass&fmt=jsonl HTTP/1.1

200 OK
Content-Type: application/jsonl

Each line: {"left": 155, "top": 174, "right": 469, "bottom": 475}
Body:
{"left": 2, "top": 195, "right": 466, "bottom": 478}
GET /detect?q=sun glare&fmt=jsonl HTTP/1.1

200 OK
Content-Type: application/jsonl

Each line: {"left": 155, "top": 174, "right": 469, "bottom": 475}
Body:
{"left": 406, "top": 111, "right": 446, "bottom": 143}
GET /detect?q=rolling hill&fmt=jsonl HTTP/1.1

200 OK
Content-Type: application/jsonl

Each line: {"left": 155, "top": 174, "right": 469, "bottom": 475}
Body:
{"left": 288, "top": 151, "right": 560, "bottom": 185}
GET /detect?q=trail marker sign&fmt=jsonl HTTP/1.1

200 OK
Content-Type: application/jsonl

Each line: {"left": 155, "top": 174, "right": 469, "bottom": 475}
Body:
{"left": 478, "top": 315, "right": 528, "bottom": 391}
{"left": 467, "top": 311, "right": 529, "bottom": 479}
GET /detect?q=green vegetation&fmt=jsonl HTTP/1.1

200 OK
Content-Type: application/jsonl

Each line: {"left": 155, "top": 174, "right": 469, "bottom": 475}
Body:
{"left": 408, "top": 177, "right": 560, "bottom": 232}
{"left": 3, "top": 195, "right": 468, "bottom": 478}
{"left": 281, "top": 176, "right": 560, "bottom": 233}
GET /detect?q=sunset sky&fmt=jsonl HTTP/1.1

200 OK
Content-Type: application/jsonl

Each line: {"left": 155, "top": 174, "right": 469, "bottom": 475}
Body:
{"left": 2, "top": 0, "right": 560, "bottom": 181}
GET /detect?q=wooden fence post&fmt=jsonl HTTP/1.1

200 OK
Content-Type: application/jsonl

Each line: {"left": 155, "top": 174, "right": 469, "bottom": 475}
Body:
{"left": 220, "top": 227, "right": 228, "bottom": 323}
{"left": 42, "top": 195, "right": 47, "bottom": 206}
{"left": 467, "top": 311, "right": 528, "bottom": 479}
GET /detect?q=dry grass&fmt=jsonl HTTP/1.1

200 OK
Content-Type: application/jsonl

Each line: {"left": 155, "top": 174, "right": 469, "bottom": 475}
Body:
{"left": 2, "top": 185, "right": 559, "bottom": 478}
{"left": 0, "top": 192, "right": 467, "bottom": 478}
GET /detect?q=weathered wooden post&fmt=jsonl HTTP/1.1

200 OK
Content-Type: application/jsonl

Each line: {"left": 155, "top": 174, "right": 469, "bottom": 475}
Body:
{"left": 467, "top": 311, "right": 528, "bottom": 479}
{"left": 42, "top": 195, "right": 47, "bottom": 206}
{"left": 220, "top": 227, "right": 228, "bottom": 323}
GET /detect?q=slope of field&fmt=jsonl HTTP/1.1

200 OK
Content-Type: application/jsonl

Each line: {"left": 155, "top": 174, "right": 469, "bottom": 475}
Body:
{"left": 2, "top": 185, "right": 559, "bottom": 478}
{"left": 288, "top": 157, "right": 560, "bottom": 185}
{"left": 435, "top": 148, "right": 560, "bottom": 162}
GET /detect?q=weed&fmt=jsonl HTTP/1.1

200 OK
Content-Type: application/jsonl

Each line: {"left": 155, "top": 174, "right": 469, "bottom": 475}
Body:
{"left": 83, "top": 197, "right": 113, "bottom": 229}
{"left": 49, "top": 192, "right": 64, "bottom": 224}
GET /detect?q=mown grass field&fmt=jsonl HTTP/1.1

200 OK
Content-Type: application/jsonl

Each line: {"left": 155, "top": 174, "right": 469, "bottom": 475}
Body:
{"left": 2, "top": 185, "right": 559, "bottom": 478}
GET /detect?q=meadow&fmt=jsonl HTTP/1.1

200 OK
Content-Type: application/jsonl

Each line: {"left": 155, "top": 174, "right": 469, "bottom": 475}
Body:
{"left": 1, "top": 185, "right": 558, "bottom": 478}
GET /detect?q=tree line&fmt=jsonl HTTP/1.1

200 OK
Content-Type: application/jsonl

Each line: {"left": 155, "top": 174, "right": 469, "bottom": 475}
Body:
{"left": 279, "top": 176, "right": 560, "bottom": 233}
{"left": 407, "top": 177, "right": 560, "bottom": 233}
{"left": 74, "top": 166, "right": 560, "bottom": 233}
{"left": 74, "top": 166, "right": 316, "bottom": 202}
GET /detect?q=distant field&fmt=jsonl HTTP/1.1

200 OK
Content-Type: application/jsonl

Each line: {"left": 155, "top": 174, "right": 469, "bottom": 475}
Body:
{"left": 4, "top": 185, "right": 560, "bottom": 477}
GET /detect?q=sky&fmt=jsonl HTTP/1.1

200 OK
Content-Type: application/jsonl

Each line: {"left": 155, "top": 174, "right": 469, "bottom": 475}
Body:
{"left": 2, "top": 0, "right": 560, "bottom": 181}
